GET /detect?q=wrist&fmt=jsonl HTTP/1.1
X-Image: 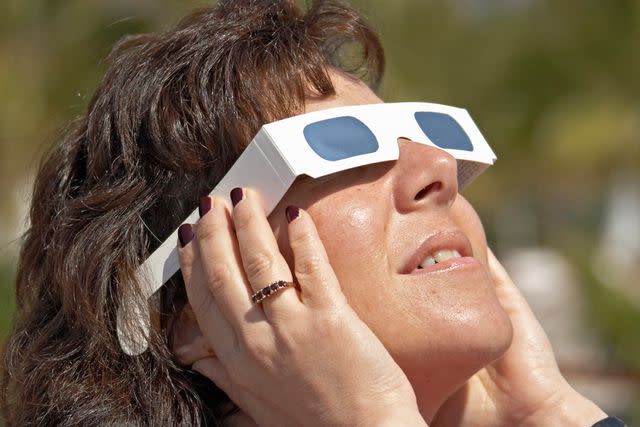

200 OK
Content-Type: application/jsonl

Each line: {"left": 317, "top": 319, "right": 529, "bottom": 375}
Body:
{"left": 523, "top": 384, "right": 607, "bottom": 427}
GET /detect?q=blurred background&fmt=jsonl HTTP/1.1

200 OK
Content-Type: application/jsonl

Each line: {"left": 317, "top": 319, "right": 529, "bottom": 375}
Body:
{"left": 1, "top": 0, "right": 638, "bottom": 422}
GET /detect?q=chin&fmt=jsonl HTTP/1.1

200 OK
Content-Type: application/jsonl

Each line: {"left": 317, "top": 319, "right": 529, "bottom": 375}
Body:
{"left": 438, "top": 255, "right": 514, "bottom": 371}
{"left": 411, "top": 307, "right": 512, "bottom": 375}
{"left": 452, "top": 302, "right": 513, "bottom": 378}
{"left": 397, "top": 297, "right": 514, "bottom": 420}
{"left": 462, "top": 303, "right": 513, "bottom": 367}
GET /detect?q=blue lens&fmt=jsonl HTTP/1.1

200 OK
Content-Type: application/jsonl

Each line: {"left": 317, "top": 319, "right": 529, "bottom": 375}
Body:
{"left": 303, "top": 116, "right": 379, "bottom": 161}
{"left": 414, "top": 112, "right": 474, "bottom": 151}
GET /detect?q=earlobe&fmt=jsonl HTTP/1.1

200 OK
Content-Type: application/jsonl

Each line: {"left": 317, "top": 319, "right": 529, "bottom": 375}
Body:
{"left": 171, "top": 302, "right": 216, "bottom": 366}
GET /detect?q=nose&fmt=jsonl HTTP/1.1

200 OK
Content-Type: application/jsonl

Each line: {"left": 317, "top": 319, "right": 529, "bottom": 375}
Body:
{"left": 392, "top": 138, "right": 458, "bottom": 213}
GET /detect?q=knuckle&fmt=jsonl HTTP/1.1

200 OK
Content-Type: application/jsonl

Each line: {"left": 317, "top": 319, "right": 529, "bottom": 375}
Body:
{"left": 290, "top": 229, "right": 314, "bottom": 251}
{"left": 232, "top": 204, "right": 256, "bottom": 232}
{"left": 178, "top": 252, "right": 195, "bottom": 273}
{"left": 295, "top": 253, "right": 324, "bottom": 277}
{"left": 207, "top": 263, "right": 234, "bottom": 293}
{"left": 195, "top": 218, "right": 224, "bottom": 242}
{"left": 243, "top": 251, "right": 278, "bottom": 279}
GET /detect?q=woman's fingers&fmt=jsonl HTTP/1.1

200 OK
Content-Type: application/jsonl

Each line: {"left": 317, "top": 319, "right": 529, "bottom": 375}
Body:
{"left": 487, "top": 248, "right": 538, "bottom": 320}
{"left": 231, "top": 188, "right": 299, "bottom": 316}
{"left": 194, "top": 196, "right": 265, "bottom": 328}
{"left": 487, "top": 248, "right": 557, "bottom": 364}
{"left": 177, "top": 219, "right": 248, "bottom": 363}
{"left": 172, "top": 209, "right": 264, "bottom": 362}
{"left": 177, "top": 223, "right": 197, "bottom": 284}
{"left": 286, "top": 206, "right": 345, "bottom": 309}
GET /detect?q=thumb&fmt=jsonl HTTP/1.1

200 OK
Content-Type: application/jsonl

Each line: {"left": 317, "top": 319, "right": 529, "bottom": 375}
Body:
{"left": 488, "top": 248, "right": 541, "bottom": 324}
{"left": 487, "top": 248, "right": 559, "bottom": 371}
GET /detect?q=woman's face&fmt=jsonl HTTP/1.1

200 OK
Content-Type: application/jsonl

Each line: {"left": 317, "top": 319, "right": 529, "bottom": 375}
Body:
{"left": 269, "top": 72, "right": 513, "bottom": 409}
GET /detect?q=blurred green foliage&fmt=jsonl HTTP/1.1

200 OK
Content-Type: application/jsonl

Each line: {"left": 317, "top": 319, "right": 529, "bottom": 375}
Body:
{"left": 1, "top": 0, "right": 638, "bottom": 420}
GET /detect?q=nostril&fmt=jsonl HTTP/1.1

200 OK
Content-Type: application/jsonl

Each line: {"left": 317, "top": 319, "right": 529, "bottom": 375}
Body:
{"left": 414, "top": 181, "right": 442, "bottom": 201}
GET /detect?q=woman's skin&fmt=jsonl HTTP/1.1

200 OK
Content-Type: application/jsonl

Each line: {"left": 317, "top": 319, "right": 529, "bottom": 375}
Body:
{"left": 173, "top": 71, "right": 607, "bottom": 425}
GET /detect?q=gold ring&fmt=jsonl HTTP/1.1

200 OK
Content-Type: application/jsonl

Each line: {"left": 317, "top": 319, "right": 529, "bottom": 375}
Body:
{"left": 251, "top": 280, "right": 294, "bottom": 304}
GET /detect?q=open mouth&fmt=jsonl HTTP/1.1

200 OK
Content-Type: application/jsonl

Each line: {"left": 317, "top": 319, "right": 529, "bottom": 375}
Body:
{"left": 401, "top": 230, "right": 476, "bottom": 274}
{"left": 416, "top": 249, "right": 462, "bottom": 268}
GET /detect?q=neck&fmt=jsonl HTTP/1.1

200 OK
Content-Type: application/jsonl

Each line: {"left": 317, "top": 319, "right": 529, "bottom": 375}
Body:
{"left": 410, "top": 367, "right": 477, "bottom": 424}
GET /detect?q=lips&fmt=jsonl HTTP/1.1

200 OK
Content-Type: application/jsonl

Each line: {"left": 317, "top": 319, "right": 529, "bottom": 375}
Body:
{"left": 400, "top": 230, "right": 474, "bottom": 274}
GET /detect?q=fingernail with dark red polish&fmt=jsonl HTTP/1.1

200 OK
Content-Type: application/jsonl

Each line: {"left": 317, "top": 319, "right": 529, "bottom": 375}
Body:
{"left": 178, "top": 224, "right": 194, "bottom": 247}
{"left": 199, "top": 196, "right": 212, "bottom": 217}
{"left": 230, "top": 187, "right": 244, "bottom": 207}
{"left": 285, "top": 205, "right": 300, "bottom": 223}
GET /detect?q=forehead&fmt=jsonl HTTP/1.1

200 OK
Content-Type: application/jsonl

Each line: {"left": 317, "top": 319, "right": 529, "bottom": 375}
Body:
{"left": 304, "top": 70, "right": 383, "bottom": 113}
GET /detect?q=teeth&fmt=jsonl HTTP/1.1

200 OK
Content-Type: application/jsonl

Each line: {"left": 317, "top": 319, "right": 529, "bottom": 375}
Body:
{"left": 434, "top": 249, "right": 461, "bottom": 263}
{"left": 419, "top": 249, "right": 461, "bottom": 268}
{"left": 419, "top": 256, "right": 436, "bottom": 268}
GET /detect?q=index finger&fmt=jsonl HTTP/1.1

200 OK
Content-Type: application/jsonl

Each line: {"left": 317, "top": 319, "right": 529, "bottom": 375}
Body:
{"left": 192, "top": 196, "right": 265, "bottom": 329}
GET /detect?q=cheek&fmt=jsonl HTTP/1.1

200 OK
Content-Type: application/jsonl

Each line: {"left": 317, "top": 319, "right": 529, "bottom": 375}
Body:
{"left": 308, "top": 201, "right": 389, "bottom": 300}
{"left": 311, "top": 203, "right": 383, "bottom": 262}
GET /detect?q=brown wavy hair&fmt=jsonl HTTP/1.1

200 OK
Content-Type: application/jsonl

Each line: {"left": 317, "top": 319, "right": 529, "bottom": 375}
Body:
{"left": 0, "top": 1, "right": 384, "bottom": 425}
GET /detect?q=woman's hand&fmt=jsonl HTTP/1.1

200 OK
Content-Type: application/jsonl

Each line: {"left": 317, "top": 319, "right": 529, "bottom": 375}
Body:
{"left": 175, "top": 189, "right": 426, "bottom": 427}
{"left": 432, "top": 249, "right": 607, "bottom": 427}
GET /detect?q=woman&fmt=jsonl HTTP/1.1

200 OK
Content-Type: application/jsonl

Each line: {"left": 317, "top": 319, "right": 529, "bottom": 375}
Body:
{"left": 0, "top": 0, "right": 619, "bottom": 425}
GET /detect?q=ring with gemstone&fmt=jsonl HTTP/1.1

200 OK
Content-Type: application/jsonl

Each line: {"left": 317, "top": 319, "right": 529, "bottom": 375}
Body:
{"left": 251, "top": 280, "right": 294, "bottom": 304}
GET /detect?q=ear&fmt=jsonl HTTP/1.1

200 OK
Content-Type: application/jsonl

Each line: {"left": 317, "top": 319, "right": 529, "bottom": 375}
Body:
{"left": 171, "top": 302, "right": 216, "bottom": 366}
